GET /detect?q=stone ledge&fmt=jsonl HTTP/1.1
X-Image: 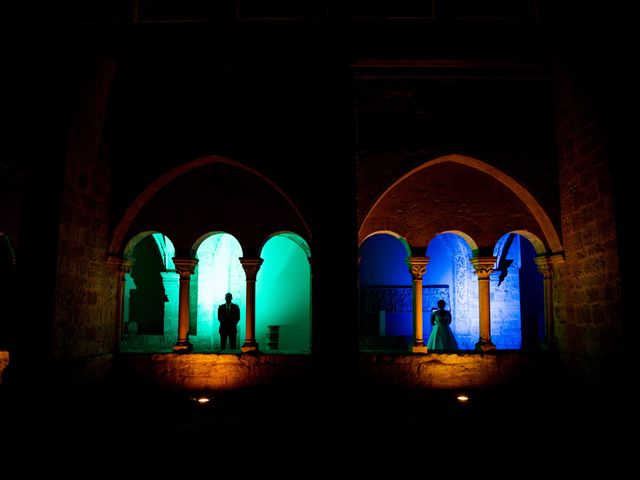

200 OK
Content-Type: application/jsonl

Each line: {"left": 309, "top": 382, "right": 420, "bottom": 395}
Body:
{"left": 116, "top": 351, "right": 552, "bottom": 391}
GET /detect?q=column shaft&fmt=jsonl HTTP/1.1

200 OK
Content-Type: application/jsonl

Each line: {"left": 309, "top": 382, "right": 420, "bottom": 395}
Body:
{"left": 406, "top": 256, "right": 429, "bottom": 354}
{"left": 534, "top": 254, "right": 563, "bottom": 350}
{"left": 471, "top": 257, "right": 497, "bottom": 352}
{"left": 240, "top": 257, "right": 263, "bottom": 353}
{"left": 172, "top": 258, "right": 198, "bottom": 352}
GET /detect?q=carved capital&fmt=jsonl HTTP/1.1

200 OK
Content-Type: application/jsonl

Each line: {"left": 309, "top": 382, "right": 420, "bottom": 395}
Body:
{"left": 470, "top": 256, "right": 497, "bottom": 279}
{"left": 533, "top": 257, "right": 553, "bottom": 279}
{"left": 106, "top": 255, "right": 134, "bottom": 275}
{"left": 240, "top": 257, "right": 264, "bottom": 281}
{"left": 405, "top": 256, "right": 429, "bottom": 281}
{"left": 533, "top": 253, "right": 564, "bottom": 279}
{"left": 172, "top": 258, "right": 198, "bottom": 277}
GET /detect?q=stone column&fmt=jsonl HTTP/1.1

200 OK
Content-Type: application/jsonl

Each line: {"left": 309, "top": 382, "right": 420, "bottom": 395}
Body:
{"left": 533, "top": 254, "right": 564, "bottom": 350}
{"left": 240, "top": 257, "right": 263, "bottom": 353}
{"left": 405, "top": 256, "right": 429, "bottom": 353}
{"left": 106, "top": 255, "right": 133, "bottom": 351}
{"left": 471, "top": 256, "right": 497, "bottom": 352}
{"left": 172, "top": 258, "right": 198, "bottom": 353}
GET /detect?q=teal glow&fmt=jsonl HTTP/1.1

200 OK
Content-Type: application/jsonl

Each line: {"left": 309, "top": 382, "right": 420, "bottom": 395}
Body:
{"left": 256, "top": 234, "right": 311, "bottom": 352}
{"left": 194, "top": 233, "right": 245, "bottom": 352}
{"left": 123, "top": 232, "right": 178, "bottom": 351}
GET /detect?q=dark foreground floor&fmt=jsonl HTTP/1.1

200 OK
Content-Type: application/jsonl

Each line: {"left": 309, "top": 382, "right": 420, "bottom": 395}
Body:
{"left": 0, "top": 376, "right": 635, "bottom": 469}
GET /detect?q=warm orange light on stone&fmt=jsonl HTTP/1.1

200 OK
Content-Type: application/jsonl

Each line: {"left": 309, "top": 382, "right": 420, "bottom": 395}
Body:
{"left": 406, "top": 256, "right": 429, "bottom": 354}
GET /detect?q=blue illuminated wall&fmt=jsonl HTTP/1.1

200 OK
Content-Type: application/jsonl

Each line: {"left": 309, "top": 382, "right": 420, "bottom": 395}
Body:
{"left": 431, "top": 233, "right": 479, "bottom": 350}
{"left": 359, "top": 234, "right": 412, "bottom": 340}
{"left": 490, "top": 234, "right": 522, "bottom": 349}
{"left": 256, "top": 234, "right": 311, "bottom": 352}
{"left": 519, "top": 238, "right": 544, "bottom": 349}
{"left": 360, "top": 232, "right": 485, "bottom": 350}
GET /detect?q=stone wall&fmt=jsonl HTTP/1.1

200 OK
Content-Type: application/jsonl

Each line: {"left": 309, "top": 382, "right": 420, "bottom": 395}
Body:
{"left": 116, "top": 352, "right": 551, "bottom": 392}
{"left": 52, "top": 55, "right": 117, "bottom": 369}
{"left": 553, "top": 56, "right": 622, "bottom": 383}
{"left": 117, "top": 353, "right": 313, "bottom": 391}
{"left": 358, "top": 351, "right": 551, "bottom": 389}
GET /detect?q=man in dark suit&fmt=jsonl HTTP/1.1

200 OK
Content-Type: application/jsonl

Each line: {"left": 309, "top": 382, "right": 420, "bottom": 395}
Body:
{"left": 217, "top": 292, "right": 240, "bottom": 350}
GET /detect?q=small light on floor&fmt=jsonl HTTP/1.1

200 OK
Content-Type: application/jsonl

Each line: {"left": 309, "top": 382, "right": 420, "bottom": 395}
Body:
{"left": 457, "top": 395, "right": 469, "bottom": 402}
{"left": 190, "top": 395, "right": 213, "bottom": 404}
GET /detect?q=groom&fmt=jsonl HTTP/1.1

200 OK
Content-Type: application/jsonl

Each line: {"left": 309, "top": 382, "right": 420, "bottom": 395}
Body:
{"left": 217, "top": 292, "right": 240, "bottom": 350}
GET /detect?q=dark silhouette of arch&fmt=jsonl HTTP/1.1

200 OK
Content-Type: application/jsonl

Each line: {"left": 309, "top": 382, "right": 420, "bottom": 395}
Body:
{"left": 129, "top": 234, "right": 167, "bottom": 335}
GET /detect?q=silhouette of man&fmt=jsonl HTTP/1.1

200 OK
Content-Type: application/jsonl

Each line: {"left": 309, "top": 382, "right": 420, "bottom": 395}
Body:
{"left": 217, "top": 293, "right": 240, "bottom": 350}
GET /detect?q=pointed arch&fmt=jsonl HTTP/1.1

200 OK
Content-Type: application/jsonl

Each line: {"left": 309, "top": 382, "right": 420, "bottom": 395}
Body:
{"left": 109, "top": 156, "right": 311, "bottom": 255}
{"left": 359, "top": 154, "right": 562, "bottom": 254}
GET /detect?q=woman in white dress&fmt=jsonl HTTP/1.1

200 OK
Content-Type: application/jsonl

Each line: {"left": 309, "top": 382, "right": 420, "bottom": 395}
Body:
{"left": 426, "top": 299, "right": 459, "bottom": 352}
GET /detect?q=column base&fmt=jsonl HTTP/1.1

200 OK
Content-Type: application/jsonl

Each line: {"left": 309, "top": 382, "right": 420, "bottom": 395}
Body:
{"left": 241, "top": 341, "right": 259, "bottom": 354}
{"left": 172, "top": 340, "right": 193, "bottom": 353}
{"left": 475, "top": 339, "right": 496, "bottom": 352}
{"left": 411, "top": 344, "right": 428, "bottom": 354}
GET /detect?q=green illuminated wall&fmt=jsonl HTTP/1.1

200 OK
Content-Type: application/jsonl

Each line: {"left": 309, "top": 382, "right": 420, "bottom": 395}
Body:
{"left": 122, "top": 231, "right": 310, "bottom": 353}
{"left": 123, "top": 232, "right": 178, "bottom": 352}
{"left": 194, "top": 233, "right": 245, "bottom": 351}
{"left": 256, "top": 235, "right": 311, "bottom": 352}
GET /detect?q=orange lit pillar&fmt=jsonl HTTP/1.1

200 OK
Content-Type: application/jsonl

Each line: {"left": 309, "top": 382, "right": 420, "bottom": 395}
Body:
{"left": 240, "top": 257, "right": 263, "bottom": 353}
{"left": 405, "top": 256, "right": 429, "bottom": 353}
{"left": 533, "top": 254, "right": 564, "bottom": 350}
{"left": 471, "top": 256, "right": 497, "bottom": 352}
{"left": 172, "top": 258, "right": 198, "bottom": 353}
{"left": 106, "top": 255, "right": 133, "bottom": 351}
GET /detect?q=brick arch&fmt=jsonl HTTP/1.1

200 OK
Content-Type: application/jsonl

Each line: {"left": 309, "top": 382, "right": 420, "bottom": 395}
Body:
{"left": 123, "top": 230, "right": 162, "bottom": 257}
{"left": 260, "top": 231, "right": 311, "bottom": 259}
{"left": 360, "top": 230, "right": 412, "bottom": 257}
{"left": 494, "top": 229, "right": 547, "bottom": 256}
{"left": 109, "top": 156, "right": 311, "bottom": 256}
{"left": 192, "top": 231, "right": 245, "bottom": 259}
{"left": 432, "top": 230, "right": 479, "bottom": 255}
{"left": 359, "top": 154, "right": 562, "bottom": 254}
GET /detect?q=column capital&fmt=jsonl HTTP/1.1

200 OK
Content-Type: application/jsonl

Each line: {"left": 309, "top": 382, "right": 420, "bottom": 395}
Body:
{"left": 405, "top": 256, "right": 429, "bottom": 281}
{"left": 240, "top": 257, "right": 264, "bottom": 281}
{"left": 470, "top": 256, "right": 497, "bottom": 279}
{"left": 533, "top": 253, "right": 564, "bottom": 279}
{"left": 172, "top": 258, "right": 198, "bottom": 276}
{"left": 106, "top": 255, "right": 134, "bottom": 273}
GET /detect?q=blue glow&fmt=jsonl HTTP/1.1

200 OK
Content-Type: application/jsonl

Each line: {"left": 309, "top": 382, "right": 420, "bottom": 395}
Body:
{"left": 359, "top": 234, "right": 412, "bottom": 340}
{"left": 491, "top": 233, "right": 522, "bottom": 349}
{"left": 519, "top": 239, "right": 545, "bottom": 348}
{"left": 359, "top": 234, "right": 411, "bottom": 287}
{"left": 431, "top": 233, "right": 479, "bottom": 350}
